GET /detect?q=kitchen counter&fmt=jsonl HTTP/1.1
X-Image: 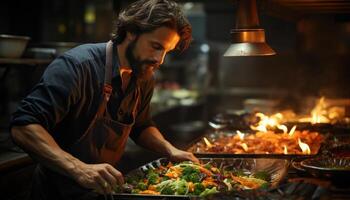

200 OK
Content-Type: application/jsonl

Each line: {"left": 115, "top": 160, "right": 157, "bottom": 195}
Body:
{"left": 0, "top": 149, "right": 35, "bottom": 200}
{"left": 0, "top": 150, "right": 31, "bottom": 172}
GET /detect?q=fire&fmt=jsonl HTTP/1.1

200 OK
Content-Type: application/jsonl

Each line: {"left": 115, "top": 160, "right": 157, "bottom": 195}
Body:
{"left": 236, "top": 130, "right": 245, "bottom": 140}
{"left": 277, "top": 125, "right": 288, "bottom": 133}
{"left": 298, "top": 138, "right": 311, "bottom": 154}
{"left": 288, "top": 125, "right": 297, "bottom": 136}
{"left": 189, "top": 129, "right": 323, "bottom": 155}
{"left": 283, "top": 145, "right": 288, "bottom": 154}
{"left": 310, "top": 97, "right": 329, "bottom": 124}
{"left": 240, "top": 143, "right": 249, "bottom": 152}
{"left": 250, "top": 112, "right": 284, "bottom": 132}
{"left": 298, "top": 96, "right": 347, "bottom": 124}
{"left": 203, "top": 137, "right": 212, "bottom": 148}
{"left": 250, "top": 112, "right": 295, "bottom": 134}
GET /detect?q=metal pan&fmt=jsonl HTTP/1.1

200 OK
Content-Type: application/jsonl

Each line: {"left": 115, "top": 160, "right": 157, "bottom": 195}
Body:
{"left": 187, "top": 130, "right": 329, "bottom": 160}
{"left": 108, "top": 157, "right": 289, "bottom": 199}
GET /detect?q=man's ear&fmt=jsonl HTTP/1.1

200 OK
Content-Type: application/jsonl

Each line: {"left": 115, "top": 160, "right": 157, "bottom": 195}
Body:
{"left": 126, "top": 32, "right": 136, "bottom": 42}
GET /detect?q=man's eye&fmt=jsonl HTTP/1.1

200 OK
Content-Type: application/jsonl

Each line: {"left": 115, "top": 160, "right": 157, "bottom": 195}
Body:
{"left": 152, "top": 45, "right": 163, "bottom": 50}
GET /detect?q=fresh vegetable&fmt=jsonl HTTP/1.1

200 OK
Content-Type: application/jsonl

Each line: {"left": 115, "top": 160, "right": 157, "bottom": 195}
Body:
{"left": 117, "top": 160, "right": 271, "bottom": 197}
{"left": 199, "top": 187, "right": 219, "bottom": 197}
{"left": 136, "top": 182, "right": 148, "bottom": 190}
{"left": 252, "top": 171, "right": 270, "bottom": 181}
{"left": 193, "top": 183, "right": 205, "bottom": 195}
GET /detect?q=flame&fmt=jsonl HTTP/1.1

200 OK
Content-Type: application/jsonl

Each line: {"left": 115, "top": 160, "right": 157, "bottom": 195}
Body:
{"left": 203, "top": 137, "right": 212, "bottom": 148}
{"left": 240, "top": 143, "right": 249, "bottom": 152}
{"left": 283, "top": 145, "right": 288, "bottom": 154}
{"left": 299, "top": 97, "right": 334, "bottom": 124}
{"left": 298, "top": 138, "right": 311, "bottom": 154}
{"left": 236, "top": 130, "right": 245, "bottom": 140}
{"left": 311, "top": 97, "right": 329, "bottom": 124}
{"left": 277, "top": 125, "right": 288, "bottom": 133}
{"left": 288, "top": 125, "right": 297, "bottom": 136}
{"left": 328, "top": 107, "right": 344, "bottom": 120}
{"left": 250, "top": 112, "right": 284, "bottom": 132}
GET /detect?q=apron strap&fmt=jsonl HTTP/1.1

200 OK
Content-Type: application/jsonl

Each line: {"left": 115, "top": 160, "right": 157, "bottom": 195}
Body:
{"left": 104, "top": 41, "right": 114, "bottom": 101}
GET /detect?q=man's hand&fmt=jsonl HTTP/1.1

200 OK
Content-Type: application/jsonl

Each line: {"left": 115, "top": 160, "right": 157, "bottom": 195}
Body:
{"left": 11, "top": 125, "right": 124, "bottom": 195}
{"left": 168, "top": 147, "right": 199, "bottom": 164}
{"left": 73, "top": 163, "right": 124, "bottom": 194}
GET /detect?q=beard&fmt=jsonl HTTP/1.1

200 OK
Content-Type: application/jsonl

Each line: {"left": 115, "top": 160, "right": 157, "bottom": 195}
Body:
{"left": 125, "top": 37, "right": 159, "bottom": 81}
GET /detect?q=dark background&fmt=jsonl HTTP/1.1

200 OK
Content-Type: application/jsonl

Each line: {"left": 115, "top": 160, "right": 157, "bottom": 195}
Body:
{"left": 0, "top": 0, "right": 350, "bottom": 199}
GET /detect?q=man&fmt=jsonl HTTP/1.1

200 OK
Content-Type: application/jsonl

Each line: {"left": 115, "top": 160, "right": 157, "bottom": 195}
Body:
{"left": 10, "top": 0, "right": 198, "bottom": 199}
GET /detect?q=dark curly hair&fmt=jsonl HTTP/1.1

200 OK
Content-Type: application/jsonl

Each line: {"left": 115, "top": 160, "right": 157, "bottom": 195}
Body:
{"left": 111, "top": 0, "right": 192, "bottom": 52}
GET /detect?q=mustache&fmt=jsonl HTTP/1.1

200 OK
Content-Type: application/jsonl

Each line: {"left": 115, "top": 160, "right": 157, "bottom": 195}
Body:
{"left": 140, "top": 60, "right": 158, "bottom": 65}
{"left": 140, "top": 60, "right": 160, "bottom": 69}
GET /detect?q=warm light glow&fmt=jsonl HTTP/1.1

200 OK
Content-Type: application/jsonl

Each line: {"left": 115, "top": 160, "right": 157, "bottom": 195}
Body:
{"left": 240, "top": 143, "right": 249, "bottom": 152}
{"left": 311, "top": 97, "right": 329, "bottom": 124}
{"left": 203, "top": 137, "right": 212, "bottom": 148}
{"left": 236, "top": 130, "right": 245, "bottom": 140}
{"left": 283, "top": 145, "right": 288, "bottom": 154}
{"left": 250, "top": 112, "right": 285, "bottom": 132}
{"left": 299, "top": 97, "right": 336, "bottom": 124}
{"left": 288, "top": 125, "right": 297, "bottom": 136}
{"left": 190, "top": 129, "right": 323, "bottom": 155}
{"left": 277, "top": 125, "right": 288, "bottom": 133}
{"left": 84, "top": 5, "right": 96, "bottom": 24}
{"left": 298, "top": 138, "right": 311, "bottom": 154}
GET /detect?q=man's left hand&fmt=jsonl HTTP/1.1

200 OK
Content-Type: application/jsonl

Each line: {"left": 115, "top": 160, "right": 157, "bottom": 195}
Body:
{"left": 168, "top": 147, "right": 199, "bottom": 163}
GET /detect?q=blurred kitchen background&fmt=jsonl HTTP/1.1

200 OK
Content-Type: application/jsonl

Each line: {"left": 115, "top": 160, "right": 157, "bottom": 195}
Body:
{"left": 0, "top": 0, "right": 350, "bottom": 199}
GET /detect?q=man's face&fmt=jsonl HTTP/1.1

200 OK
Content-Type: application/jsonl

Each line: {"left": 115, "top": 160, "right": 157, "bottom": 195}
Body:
{"left": 126, "top": 26, "right": 180, "bottom": 81}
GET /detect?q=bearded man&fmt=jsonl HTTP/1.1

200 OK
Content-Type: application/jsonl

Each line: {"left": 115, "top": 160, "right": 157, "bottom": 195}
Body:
{"left": 10, "top": 0, "right": 198, "bottom": 199}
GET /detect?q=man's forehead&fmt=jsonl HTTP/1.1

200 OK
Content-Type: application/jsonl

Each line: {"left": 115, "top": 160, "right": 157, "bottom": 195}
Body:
{"left": 143, "top": 27, "right": 180, "bottom": 50}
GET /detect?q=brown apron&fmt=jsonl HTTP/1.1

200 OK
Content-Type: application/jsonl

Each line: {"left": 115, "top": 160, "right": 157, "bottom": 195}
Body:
{"left": 30, "top": 41, "right": 140, "bottom": 200}
{"left": 70, "top": 41, "right": 139, "bottom": 165}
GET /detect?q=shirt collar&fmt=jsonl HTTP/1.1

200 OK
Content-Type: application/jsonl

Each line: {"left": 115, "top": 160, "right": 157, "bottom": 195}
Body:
{"left": 111, "top": 41, "right": 120, "bottom": 78}
{"left": 111, "top": 41, "right": 137, "bottom": 94}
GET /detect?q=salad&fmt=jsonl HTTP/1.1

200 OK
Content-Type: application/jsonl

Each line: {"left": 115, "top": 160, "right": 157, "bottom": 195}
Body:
{"left": 115, "top": 160, "right": 271, "bottom": 197}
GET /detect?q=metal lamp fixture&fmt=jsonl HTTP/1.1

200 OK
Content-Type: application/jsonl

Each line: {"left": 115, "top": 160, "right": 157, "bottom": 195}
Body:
{"left": 224, "top": 0, "right": 276, "bottom": 56}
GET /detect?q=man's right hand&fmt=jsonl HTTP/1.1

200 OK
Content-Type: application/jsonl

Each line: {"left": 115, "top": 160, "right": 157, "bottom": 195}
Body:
{"left": 11, "top": 125, "right": 124, "bottom": 194}
{"left": 73, "top": 163, "right": 124, "bottom": 194}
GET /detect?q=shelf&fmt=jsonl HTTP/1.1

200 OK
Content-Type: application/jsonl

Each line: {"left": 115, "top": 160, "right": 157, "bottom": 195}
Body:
{"left": 0, "top": 58, "right": 52, "bottom": 66}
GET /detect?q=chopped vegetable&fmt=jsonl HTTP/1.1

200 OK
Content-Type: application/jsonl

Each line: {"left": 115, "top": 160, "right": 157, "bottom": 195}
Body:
{"left": 117, "top": 160, "right": 271, "bottom": 197}
{"left": 136, "top": 182, "right": 148, "bottom": 190}
{"left": 199, "top": 187, "right": 219, "bottom": 197}
{"left": 193, "top": 183, "right": 205, "bottom": 195}
{"left": 230, "top": 175, "right": 268, "bottom": 189}
{"left": 253, "top": 171, "right": 270, "bottom": 181}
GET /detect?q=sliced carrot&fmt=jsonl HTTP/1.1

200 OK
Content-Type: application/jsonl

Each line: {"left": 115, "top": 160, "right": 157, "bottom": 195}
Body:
{"left": 139, "top": 190, "right": 160, "bottom": 195}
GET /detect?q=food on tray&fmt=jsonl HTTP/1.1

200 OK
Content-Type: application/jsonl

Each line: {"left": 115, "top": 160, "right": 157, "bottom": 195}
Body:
{"left": 189, "top": 130, "right": 324, "bottom": 155}
{"left": 115, "top": 161, "right": 271, "bottom": 197}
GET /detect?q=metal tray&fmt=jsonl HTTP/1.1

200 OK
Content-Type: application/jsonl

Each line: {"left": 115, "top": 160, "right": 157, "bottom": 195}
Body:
{"left": 110, "top": 157, "right": 289, "bottom": 199}
{"left": 187, "top": 130, "right": 329, "bottom": 160}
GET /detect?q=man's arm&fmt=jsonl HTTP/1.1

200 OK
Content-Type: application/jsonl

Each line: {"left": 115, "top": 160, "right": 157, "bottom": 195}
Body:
{"left": 136, "top": 126, "right": 199, "bottom": 163}
{"left": 11, "top": 124, "right": 123, "bottom": 194}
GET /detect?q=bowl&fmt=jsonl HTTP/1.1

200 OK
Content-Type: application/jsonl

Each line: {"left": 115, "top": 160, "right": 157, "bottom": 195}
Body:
{"left": 300, "top": 157, "right": 350, "bottom": 187}
{"left": 0, "top": 34, "right": 30, "bottom": 58}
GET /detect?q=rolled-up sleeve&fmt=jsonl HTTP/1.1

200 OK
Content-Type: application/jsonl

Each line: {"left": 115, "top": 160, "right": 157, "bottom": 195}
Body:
{"left": 10, "top": 55, "right": 81, "bottom": 133}
{"left": 129, "top": 79, "right": 156, "bottom": 141}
